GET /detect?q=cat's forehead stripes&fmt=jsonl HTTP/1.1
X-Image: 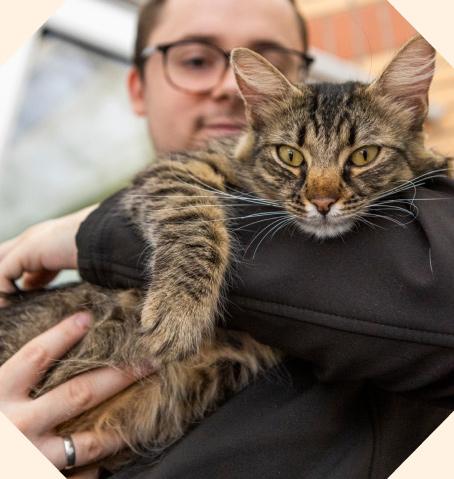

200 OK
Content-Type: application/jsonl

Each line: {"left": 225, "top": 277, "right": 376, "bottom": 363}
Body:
{"left": 348, "top": 123, "right": 356, "bottom": 146}
{"left": 297, "top": 124, "right": 306, "bottom": 148}
{"left": 305, "top": 82, "right": 361, "bottom": 138}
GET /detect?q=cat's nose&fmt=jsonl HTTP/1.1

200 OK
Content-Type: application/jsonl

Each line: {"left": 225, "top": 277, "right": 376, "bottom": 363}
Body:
{"left": 311, "top": 197, "right": 337, "bottom": 215}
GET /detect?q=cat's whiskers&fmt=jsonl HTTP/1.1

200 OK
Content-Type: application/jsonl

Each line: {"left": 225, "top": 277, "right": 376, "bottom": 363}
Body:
{"left": 269, "top": 217, "right": 297, "bottom": 240}
{"left": 242, "top": 213, "right": 292, "bottom": 259}
{"left": 368, "top": 203, "right": 418, "bottom": 217}
{"left": 371, "top": 168, "right": 451, "bottom": 203}
{"left": 128, "top": 190, "right": 279, "bottom": 208}
{"left": 139, "top": 211, "right": 290, "bottom": 233}
{"left": 137, "top": 162, "right": 281, "bottom": 209}
{"left": 140, "top": 204, "right": 280, "bottom": 213}
{"left": 140, "top": 211, "right": 288, "bottom": 225}
{"left": 362, "top": 211, "right": 416, "bottom": 228}
{"left": 250, "top": 216, "right": 294, "bottom": 260}
{"left": 178, "top": 171, "right": 281, "bottom": 208}
{"left": 231, "top": 212, "right": 291, "bottom": 233}
{"left": 350, "top": 213, "right": 383, "bottom": 231}
{"left": 378, "top": 197, "right": 454, "bottom": 202}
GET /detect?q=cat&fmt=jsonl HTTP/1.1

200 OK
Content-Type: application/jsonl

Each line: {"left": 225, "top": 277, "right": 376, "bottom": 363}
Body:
{"left": 0, "top": 34, "right": 451, "bottom": 472}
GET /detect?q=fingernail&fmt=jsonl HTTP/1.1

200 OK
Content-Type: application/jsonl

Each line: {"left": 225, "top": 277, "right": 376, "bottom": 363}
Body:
{"left": 73, "top": 312, "right": 92, "bottom": 329}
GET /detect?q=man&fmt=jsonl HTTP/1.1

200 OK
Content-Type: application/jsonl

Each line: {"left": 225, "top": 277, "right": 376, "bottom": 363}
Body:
{"left": 1, "top": 1, "right": 454, "bottom": 478}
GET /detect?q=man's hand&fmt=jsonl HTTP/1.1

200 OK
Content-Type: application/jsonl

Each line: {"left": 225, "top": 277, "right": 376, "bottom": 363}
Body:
{"left": 0, "top": 312, "right": 151, "bottom": 470}
{"left": 0, "top": 205, "right": 97, "bottom": 293}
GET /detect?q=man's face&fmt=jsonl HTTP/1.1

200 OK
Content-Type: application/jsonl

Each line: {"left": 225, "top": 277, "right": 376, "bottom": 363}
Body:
{"left": 129, "top": 0, "right": 305, "bottom": 153}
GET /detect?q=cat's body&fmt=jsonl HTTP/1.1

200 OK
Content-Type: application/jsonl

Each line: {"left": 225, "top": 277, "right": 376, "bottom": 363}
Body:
{"left": 1, "top": 282, "right": 280, "bottom": 468}
{"left": 0, "top": 36, "right": 451, "bottom": 472}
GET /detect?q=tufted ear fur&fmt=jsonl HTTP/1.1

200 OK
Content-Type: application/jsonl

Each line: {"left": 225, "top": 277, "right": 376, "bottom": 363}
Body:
{"left": 368, "top": 35, "right": 436, "bottom": 128}
{"left": 231, "top": 47, "right": 302, "bottom": 125}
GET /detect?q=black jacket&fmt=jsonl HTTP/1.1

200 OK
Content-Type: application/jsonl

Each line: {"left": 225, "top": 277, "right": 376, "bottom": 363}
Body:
{"left": 76, "top": 178, "right": 454, "bottom": 479}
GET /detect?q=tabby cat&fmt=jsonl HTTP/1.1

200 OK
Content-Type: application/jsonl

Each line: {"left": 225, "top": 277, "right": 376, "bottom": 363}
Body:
{"left": 0, "top": 35, "right": 451, "bottom": 472}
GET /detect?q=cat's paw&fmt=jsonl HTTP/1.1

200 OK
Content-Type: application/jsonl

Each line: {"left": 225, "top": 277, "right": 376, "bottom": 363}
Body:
{"left": 136, "top": 292, "right": 213, "bottom": 365}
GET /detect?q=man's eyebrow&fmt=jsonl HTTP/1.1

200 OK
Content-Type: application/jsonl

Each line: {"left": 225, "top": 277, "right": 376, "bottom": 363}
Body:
{"left": 177, "top": 34, "right": 220, "bottom": 44}
{"left": 174, "top": 35, "right": 297, "bottom": 52}
{"left": 248, "top": 40, "right": 291, "bottom": 51}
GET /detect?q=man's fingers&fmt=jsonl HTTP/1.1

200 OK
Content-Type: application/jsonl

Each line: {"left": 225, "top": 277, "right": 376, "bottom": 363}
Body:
{"left": 0, "top": 247, "right": 33, "bottom": 292}
{"left": 0, "top": 313, "right": 92, "bottom": 397}
{"left": 34, "top": 366, "right": 143, "bottom": 432}
{"left": 0, "top": 276, "right": 16, "bottom": 294}
{"left": 70, "top": 431, "right": 124, "bottom": 469}
{"left": 42, "top": 430, "right": 124, "bottom": 470}
{"left": 0, "top": 238, "right": 16, "bottom": 262}
{"left": 0, "top": 248, "right": 26, "bottom": 293}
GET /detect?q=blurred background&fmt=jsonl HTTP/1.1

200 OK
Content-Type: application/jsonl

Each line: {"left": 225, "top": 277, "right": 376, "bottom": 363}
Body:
{"left": 0, "top": 0, "right": 452, "bottom": 242}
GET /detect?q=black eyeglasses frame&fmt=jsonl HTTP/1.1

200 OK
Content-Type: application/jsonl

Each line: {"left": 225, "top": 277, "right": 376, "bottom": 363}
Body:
{"left": 139, "top": 38, "right": 314, "bottom": 94}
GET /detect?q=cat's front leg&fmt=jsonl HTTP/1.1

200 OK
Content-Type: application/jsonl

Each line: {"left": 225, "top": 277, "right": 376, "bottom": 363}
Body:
{"left": 122, "top": 155, "right": 235, "bottom": 365}
{"left": 137, "top": 209, "right": 231, "bottom": 364}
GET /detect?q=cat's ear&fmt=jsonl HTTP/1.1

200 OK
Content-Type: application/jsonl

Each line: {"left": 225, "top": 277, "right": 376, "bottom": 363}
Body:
{"left": 231, "top": 48, "right": 301, "bottom": 123}
{"left": 368, "top": 35, "right": 435, "bottom": 126}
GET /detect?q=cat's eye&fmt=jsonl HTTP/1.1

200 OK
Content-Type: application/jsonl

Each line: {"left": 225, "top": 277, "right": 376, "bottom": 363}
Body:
{"left": 349, "top": 146, "right": 380, "bottom": 167}
{"left": 277, "top": 146, "right": 305, "bottom": 168}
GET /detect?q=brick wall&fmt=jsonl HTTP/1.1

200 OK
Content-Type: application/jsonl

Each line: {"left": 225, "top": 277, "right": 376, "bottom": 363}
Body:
{"left": 299, "top": 0, "right": 416, "bottom": 61}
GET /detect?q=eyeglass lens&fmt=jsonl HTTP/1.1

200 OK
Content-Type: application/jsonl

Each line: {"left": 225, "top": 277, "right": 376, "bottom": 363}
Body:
{"left": 165, "top": 41, "right": 308, "bottom": 93}
{"left": 166, "top": 42, "right": 226, "bottom": 92}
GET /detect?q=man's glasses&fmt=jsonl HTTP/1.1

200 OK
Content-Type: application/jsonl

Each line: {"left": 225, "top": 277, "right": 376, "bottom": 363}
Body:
{"left": 140, "top": 39, "right": 314, "bottom": 94}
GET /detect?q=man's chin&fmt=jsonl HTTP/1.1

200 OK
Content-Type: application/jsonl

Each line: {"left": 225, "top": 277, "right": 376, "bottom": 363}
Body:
{"left": 190, "top": 128, "right": 242, "bottom": 149}
{"left": 202, "top": 126, "right": 244, "bottom": 137}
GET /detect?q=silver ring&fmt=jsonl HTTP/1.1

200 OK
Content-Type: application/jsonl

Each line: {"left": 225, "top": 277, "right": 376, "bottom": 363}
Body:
{"left": 62, "top": 435, "right": 76, "bottom": 470}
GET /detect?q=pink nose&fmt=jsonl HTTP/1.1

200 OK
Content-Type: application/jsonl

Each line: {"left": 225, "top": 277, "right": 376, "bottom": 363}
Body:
{"left": 311, "top": 197, "right": 337, "bottom": 215}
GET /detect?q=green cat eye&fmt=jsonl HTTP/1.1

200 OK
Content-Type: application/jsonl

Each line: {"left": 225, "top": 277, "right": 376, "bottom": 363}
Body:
{"left": 277, "top": 146, "right": 305, "bottom": 168}
{"left": 350, "top": 146, "right": 380, "bottom": 167}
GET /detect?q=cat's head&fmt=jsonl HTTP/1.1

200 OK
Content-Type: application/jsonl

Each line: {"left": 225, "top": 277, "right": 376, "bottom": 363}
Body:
{"left": 231, "top": 35, "right": 444, "bottom": 238}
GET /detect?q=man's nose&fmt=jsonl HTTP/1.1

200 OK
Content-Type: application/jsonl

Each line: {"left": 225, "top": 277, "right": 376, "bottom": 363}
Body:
{"left": 210, "top": 65, "right": 240, "bottom": 100}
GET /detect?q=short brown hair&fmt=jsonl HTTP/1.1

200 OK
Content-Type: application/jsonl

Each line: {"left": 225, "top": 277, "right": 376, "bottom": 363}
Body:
{"left": 133, "top": 0, "right": 309, "bottom": 76}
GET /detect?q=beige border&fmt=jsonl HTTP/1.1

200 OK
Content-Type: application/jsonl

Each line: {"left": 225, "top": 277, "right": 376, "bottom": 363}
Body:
{"left": 0, "top": 1, "right": 453, "bottom": 478}
{"left": 389, "top": 412, "right": 454, "bottom": 478}
{"left": 0, "top": 1, "right": 63, "bottom": 64}
{"left": 388, "top": 0, "right": 454, "bottom": 67}
{"left": 0, "top": 412, "right": 64, "bottom": 478}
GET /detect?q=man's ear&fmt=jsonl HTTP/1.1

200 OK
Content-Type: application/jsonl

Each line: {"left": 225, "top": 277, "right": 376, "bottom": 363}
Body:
{"left": 368, "top": 35, "right": 436, "bottom": 127}
{"left": 231, "top": 48, "right": 302, "bottom": 124}
{"left": 128, "top": 67, "right": 147, "bottom": 117}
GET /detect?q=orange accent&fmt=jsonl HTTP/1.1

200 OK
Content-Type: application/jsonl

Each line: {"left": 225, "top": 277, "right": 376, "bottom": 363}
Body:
{"left": 306, "top": 0, "right": 417, "bottom": 60}
{"left": 307, "top": 16, "right": 325, "bottom": 53}
{"left": 358, "top": 3, "right": 384, "bottom": 56}
{"left": 332, "top": 10, "right": 355, "bottom": 59}
{"left": 386, "top": 2, "right": 416, "bottom": 47}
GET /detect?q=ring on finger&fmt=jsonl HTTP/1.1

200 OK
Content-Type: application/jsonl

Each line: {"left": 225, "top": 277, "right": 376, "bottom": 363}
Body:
{"left": 62, "top": 435, "right": 76, "bottom": 470}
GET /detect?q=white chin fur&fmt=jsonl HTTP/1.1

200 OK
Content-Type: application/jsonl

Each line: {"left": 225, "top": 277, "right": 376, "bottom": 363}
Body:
{"left": 296, "top": 218, "right": 355, "bottom": 239}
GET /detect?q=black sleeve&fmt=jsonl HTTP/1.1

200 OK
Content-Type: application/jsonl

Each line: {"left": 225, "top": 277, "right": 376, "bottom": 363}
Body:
{"left": 77, "top": 190, "right": 149, "bottom": 289}
{"left": 76, "top": 178, "right": 454, "bottom": 406}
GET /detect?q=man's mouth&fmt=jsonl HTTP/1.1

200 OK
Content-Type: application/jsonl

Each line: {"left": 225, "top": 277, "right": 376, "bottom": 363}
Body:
{"left": 200, "top": 116, "right": 246, "bottom": 134}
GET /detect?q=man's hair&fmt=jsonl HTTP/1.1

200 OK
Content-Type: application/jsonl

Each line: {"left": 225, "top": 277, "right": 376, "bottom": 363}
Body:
{"left": 133, "top": 0, "right": 309, "bottom": 76}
